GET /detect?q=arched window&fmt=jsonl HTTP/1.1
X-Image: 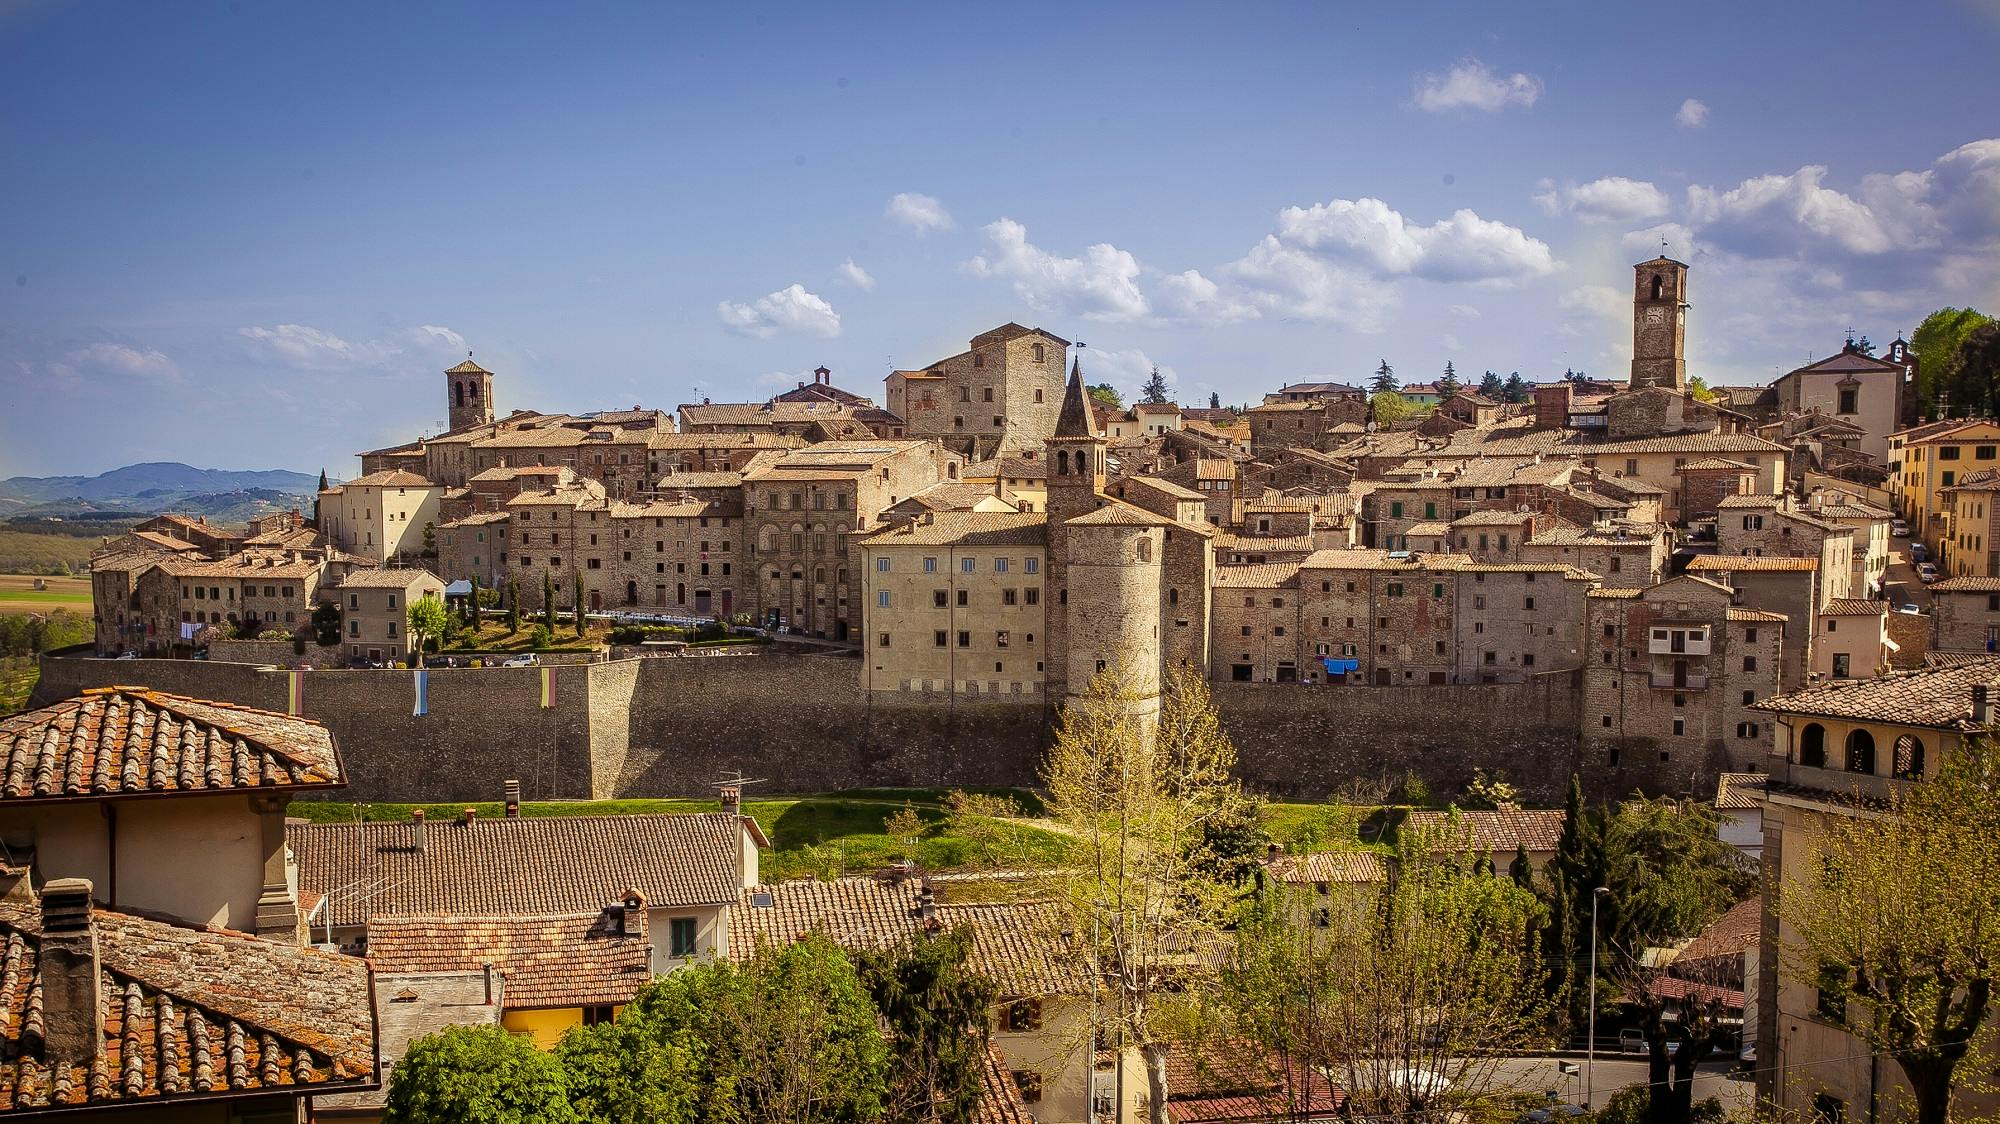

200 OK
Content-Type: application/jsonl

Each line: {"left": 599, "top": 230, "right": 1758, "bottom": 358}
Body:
{"left": 1892, "top": 735, "right": 1925, "bottom": 779}
{"left": 1032, "top": 343, "right": 1045, "bottom": 363}
{"left": 1651, "top": 275, "right": 1665, "bottom": 301}
{"left": 1136, "top": 537, "right": 1153, "bottom": 563}
{"left": 454, "top": 382, "right": 464, "bottom": 407}
{"left": 1169, "top": 588, "right": 1180, "bottom": 606}
{"left": 468, "top": 381, "right": 480, "bottom": 401}
{"left": 1845, "top": 729, "right": 1876, "bottom": 775}
{"left": 1058, "top": 450, "right": 1071, "bottom": 476}
{"left": 1799, "top": 723, "right": 1827, "bottom": 768}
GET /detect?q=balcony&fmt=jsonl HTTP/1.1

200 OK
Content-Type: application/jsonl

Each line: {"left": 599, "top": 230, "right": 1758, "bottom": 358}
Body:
{"left": 1647, "top": 627, "right": 1711, "bottom": 656}
{"left": 1650, "top": 671, "right": 1709, "bottom": 690}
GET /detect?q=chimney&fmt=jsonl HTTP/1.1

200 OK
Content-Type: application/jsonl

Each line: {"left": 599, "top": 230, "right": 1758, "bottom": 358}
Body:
{"left": 482, "top": 962, "right": 498, "bottom": 1006}
{"left": 1974, "top": 685, "right": 1992, "bottom": 726}
{"left": 719, "top": 785, "right": 741, "bottom": 818}
{"left": 39, "top": 879, "right": 102, "bottom": 1069}
{"left": 462, "top": 807, "right": 477, "bottom": 825}
{"left": 411, "top": 808, "right": 427, "bottom": 853}
{"left": 916, "top": 886, "right": 936, "bottom": 920}
{"left": 504, "top": 779, "right": 522, "bottom": 817}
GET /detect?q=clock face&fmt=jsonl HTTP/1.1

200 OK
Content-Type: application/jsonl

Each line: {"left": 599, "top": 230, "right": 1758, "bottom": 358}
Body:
{"left": 1646, "top": 307, "right": 1665, "bottom": 325}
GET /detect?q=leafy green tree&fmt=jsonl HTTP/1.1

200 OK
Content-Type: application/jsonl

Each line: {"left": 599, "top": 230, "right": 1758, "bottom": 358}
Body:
{"left": 1369, "top": 391, "right": 1416, "bottom": 425}
{"left": 1087, "top": 382, "right": 1124, "bottom": 410}
{"left": 1370, "top": 360, "right": 1398, "bottom": 393}
{"left": 311, "top": 601, "right": 342, "bottom": 647}
{"left": 1957, "top": 321, "right": 2000, "bottom": 420}
{"left": 1603, "top": 796, "right": 1752, "bottom": 947}
{"left": 1209, "top": 391, "right": 1221, "bottom": 410}
{"left": 1502, "top": 372, "right": 1530, "bottom": 403}
{"left": 468, "top": 573, "right": 482, "bottom": 630}
{"left": 505, "top": 576, "right": 521, "bottom": 634}
{"left": 529, "top": 623, "right": 553, "bottom": 650}
{"left": 1783, "top": 739, "right": 2000, "bottom": 1124}
{"left": 542, "top": 572, "right": 557, "bottom": 628}
{"left": 1852, "top": 333, "right": 1876, "bottom": 356}
{"left": 1460, "top": 768, "right": 1518, "bottom": 810}
{"left": 1438, "top": 361, "right": 1460, "bottom": 401}
{"left": 1140, "top": 365, "right": 1172, "bottom": 405}
{"left": 1912, "top": 306, "right": 1993, "bottom": 410}
{"left": 406, "top": 594, "right": 450, "bottom": 661}
{"left": 856, "top": 928, "right": 999, "bottom": 1124}
{"left": 1686, "top": 374, "right": 1717, "bottom": 403}
{"left": 563, "top": 935, "right": 890, "bottom": 1124}
{"left": 385, "top": 1025, "right": 581, "bottom": 1124}
{"left": 1479, "top": 371, "right": 1504, "bottom": 398}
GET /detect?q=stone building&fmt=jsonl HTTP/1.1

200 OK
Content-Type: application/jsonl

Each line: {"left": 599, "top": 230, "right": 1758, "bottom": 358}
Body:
{"left": 335, "top": 568, "right": 446, "bottom": 664}
{"left": 1519, "top": 521, "right": 1671, "bottom": 588}
{"left": 1938, "top": 469, "right": 2000, "bottom": 578}
{"left": 1751, "top": 659, "right": 2000, "bottom": 1124}
{"left": 745, "top": 439, "right": 962, "bottom": 639}
{"left": 609, "top": 497, "right": 743, "bottom": 616}
{"left": 858, "top": 512, "right": 1048, "bottom": 698}
{"left": 1582, "top": 574, "right": 1786, "bottom": 779}
{"left": 1713, "top": 495, "right": 1856, "bottom": 604}
{"left": 1927, "top": 577, "right": 2000, "bottom": 653}
{"left": 319, "top": 469, "right": 443, "bottom": 564}
{"left": 885, "top": 323, "right": 1069, "bottom": 460}
{"left": 501, "top": 475, "right": 612, "bottom": 615}
{"left": 1770, "top": 341, "right": 1909, "bottom": 462}
{"left": 1684, "top": 556, "right": 1822, "bottom": 692}
{"left": 445, "top": 355, "right": 496, "bottom": 430}
{"left": 1629, "top": 256, "right": 1689, "bottom": 391}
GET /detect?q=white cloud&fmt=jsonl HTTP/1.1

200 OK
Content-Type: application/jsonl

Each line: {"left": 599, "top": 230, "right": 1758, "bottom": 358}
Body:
{"left": 1687, "top": 165, "right": 1896, "bottom": 255}
{"left": 1276, "top": 197, "right": 1557, "bottom": 282}
{"left": 1560, "top": 285, "right": 1627, "bottom": 325}
{"left": 717, "top": 284, "right": 842, "bottom": 339}
{"left": 964, "top": 219, "right": 1149, "bottom": 322}
{"left": 1677, "top": 98, "right": 1709, "bottom": 128}
{"left": 1223, "top": 236, "right": 1398, "bottom": 331}
{"left": 1535, "top": 176, "right": 1669, "bottom": 224}
{"left": 238, "top": 322, "right": 469, "bottom": 369}
{"left": 64, "top": 342, "right": 179, "bottom": 379}
{"left": 1413, "top": 58, "right": 1542, "bottom": 113}
{"left": 835, "top": 258, "right": 876, "bottom": 290}
{"left": 1622, "top": 223, "right": 1699, "bottom": 260}
{"left": 1158, "top": 269, "right": 1258, "bottom": 324}
{"left": 1449, "top": 304, "right": 1482, "bottom": 320}
{"left": 885, "top": 192, "right": 954, "bottom": 235}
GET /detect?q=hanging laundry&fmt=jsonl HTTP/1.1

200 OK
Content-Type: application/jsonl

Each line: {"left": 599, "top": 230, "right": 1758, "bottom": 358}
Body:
{"left": 287, "top": 670, "right": 303, "bottom": 717}
{"left": 412, "top": 668, "right": 429, "bottom": 717}
{"left": 539, "top": 665, "right": 556, "bottom": 708}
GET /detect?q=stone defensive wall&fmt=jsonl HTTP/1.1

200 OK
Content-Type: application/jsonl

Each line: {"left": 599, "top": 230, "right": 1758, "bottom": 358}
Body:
{"left": 33, "top": 654, "right": 1606, "bottom": 805}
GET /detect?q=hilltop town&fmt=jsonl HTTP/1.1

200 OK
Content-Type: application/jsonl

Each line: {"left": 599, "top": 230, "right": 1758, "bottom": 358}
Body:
{"left": 13, "top": 255, "right": 2000, "bottom": 1124}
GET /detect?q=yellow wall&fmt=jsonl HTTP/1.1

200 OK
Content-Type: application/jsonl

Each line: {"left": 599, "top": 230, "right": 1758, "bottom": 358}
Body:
{"left": 500, "top": 1005, "right": 622, "bottom": 1050}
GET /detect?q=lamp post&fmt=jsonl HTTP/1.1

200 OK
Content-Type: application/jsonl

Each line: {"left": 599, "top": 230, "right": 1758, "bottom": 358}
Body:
{"left": 1587, "top": 886, "right": 1611, "bottom": 1109}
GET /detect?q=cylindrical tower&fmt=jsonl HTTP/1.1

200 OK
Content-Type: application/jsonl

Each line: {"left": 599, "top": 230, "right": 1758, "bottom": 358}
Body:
{"left": 1061, "top": 515, "right": 1165, "bottom": 730}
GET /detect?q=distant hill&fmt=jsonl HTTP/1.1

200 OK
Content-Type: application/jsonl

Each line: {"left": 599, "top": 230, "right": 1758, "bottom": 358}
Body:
{"left": 0, "top": 462, "right": 318, "bottom": 508}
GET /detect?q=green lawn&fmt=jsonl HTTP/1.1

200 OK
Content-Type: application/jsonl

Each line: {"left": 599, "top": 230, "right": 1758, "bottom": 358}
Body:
{"left": 0, "top": 590, "right": 93, "bottom": 607}
{"left": 289, "top": 788, "right": 1063, "bottom": 882}
{"left": 0, "top": 657, "right": 37, "bottom": 716}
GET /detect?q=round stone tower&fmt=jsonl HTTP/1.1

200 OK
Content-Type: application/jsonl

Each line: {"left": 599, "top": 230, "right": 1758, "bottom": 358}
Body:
{"left": 1060, "top": 511, "right": 1165, "bottom": 730}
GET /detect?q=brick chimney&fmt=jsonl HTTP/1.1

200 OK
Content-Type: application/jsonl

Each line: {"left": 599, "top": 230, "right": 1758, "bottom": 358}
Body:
{"left": 411, "top": 808, "right": 427, "bottom": 853}
{"left": 504, "top": 779, "right": 522, "bottom": 818}
{"left": 461, "top": 808, "right": 477, "bottom": 825}
{"left": 1532, "top": 383, "right": 1572, "bottom": 430}
{"left": 1974, "top": 684, "right": 1992, "bottom": 726}
{"left": 38, "top": 878, "right": 102, "bottom": 1069}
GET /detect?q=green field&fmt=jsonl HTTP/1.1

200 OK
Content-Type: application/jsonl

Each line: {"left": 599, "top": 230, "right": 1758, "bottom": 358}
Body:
{"left": 0, "top": 530, "right": 99, "bottom": 575}
{"left": 290, "top": 788, "right": 1065, "bottom": 882}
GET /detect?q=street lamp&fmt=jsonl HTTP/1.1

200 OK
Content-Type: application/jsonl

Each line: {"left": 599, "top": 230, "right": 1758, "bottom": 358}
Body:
{"left": 1587, "top": 886, "right": 1611, "bottom": 1109}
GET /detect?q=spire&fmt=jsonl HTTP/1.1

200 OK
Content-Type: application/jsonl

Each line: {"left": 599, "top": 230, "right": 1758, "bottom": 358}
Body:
{"left": 1054, "top": 357, "right": 1100, "bottom": 440}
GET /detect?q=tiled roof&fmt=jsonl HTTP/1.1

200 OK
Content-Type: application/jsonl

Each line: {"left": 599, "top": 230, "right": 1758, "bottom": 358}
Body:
{"left": 445, "top": 358, "right": 490, "bottom": 374}
{"left": 729, "top": 877, "right": 929, "bottom": 961}
{"left": 1927, "top": 649, "right": 1997, "bottom": 668}
{"left": 161, "top": 557, "right": 323, "bottom": 580}
{"left": 1680, "top": 897, "right": 1761, "bottom": 965}
{"left": 1821, "top": 598, "right": 1886, "bottom": 617}
{"left": 0, "top": 888, "right": 376, "bottom": 1112}
{"left": 336, "top": 568, "right": 443, "bottom": 590}
{"left": 1726, "top": 608, "right": 1789, "bottom": 622}
{"left": 1212, "top": 563, "right": 1303, "bottom": 589}
{"left": 289, "top": 813, "right": 755, "bottom": 929}
{"left": 1648, "top": 974, "right": 1745, "bottom": 1011}
{"left": 1450, "top": 509, "right": 1539, "bottom": 526}
{"left": 1127, "top": 476, "right": 1204, "bottom": 501}
{"left": 861, "top": 512, "right": 1048, "bottom": 548}
{"left": 342, "top": 470, "right": 436, "bottom": 488}
{"left": 1930, "top": 577, "right": 2000, "bottom": 592}
{"left": 977, "top": 1044, "right": 1034, "bottom": 1124}
{"left": 1751, "top": 655, "right": 2000, "bottom": 730}
{"left": 1402, "top": 521, "right": 1453, "bottom": 536}
{"left": 647, "top": 471, "right": 744, "bottom": 490}
{"left": 1679, "top": 457, "right": 1755, "bottom": 471}
{"left": 1402, "top": 809, "right": 1566, "bottom": 853}
{"left": 933, "top": 901, "right": 1091, "bottom": 998}
{"left": 1065, "top": 500, "right": 1178, "bottom": 527}
{"left": 1215, "top": 533, "right": 1319, "bottom": 554}
{"left": 1715, "top": 772, "right": 1766, "bottom": 811}
{"left": 311, "top": 971, "right": 500, "bottom": 1114}
{"left": 367, "top": 908, "right": 651, "bottom": 1009}
{"left": 1, "top": 688, "right": 342, "bottom": 803}
{"left": 1685, "top": 555, "right": 1819, "bottom": 572}
{"left": 1264, "top": 850, "right": 1385, "bottom": 885}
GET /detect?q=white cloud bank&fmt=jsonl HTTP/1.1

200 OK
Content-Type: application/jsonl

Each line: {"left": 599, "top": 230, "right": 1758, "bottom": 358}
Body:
{"left": 1534, "top": 176, "right": 1670, "bottom": 224}
{"left": 1677, "top": 98, "right": 1709, "bottom": 128}
{"left": 1413, "top": 58, "right": 1542, "bottom": 113}
{"left": 965, "top": 219, "right": 1150, "bottom": 322}
{"left": 717, "top": 284, "right": 842, "bottom": 339}
{"left": 835, "top": 259, "right": 876, "bottom": 290}
{"left": 885, "top": 192, "right": 954, "bottom": 234}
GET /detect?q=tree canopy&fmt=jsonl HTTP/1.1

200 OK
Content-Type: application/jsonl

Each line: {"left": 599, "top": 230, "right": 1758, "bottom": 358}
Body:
{"left": 1087, "top": 382, "right": 1124, "bottom": 410}
{"left": 1369, "top": 391, "right": 1416, "bottom": 425}
{"left": 407, "top": 594, "right": 450, "bottom": 660}
{"left": 1139, "top": 366, "right": 1172, "bottom": 405}
{"left": 385, "top": 1025, "right": 581, "bottom": 1124}
{"left": 1912, "top": 306, "right": 1994, "bottom": 411}
{"left": 1370, "top": 360, "right": 1399, "bottom": 393}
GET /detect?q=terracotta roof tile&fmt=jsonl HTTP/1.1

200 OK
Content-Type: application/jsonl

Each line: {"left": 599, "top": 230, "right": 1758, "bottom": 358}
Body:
{"left": 1752, "top": 656, "right": 2000, "bottom": 730}
{"left": 1264, "top": 850, "right": 1385, "bottom": 885}
{"left": 729, "top": 878, "right": 928, "bottom": 961}
{"left": 1213, "top": 562, "right": 1304, "bottom": 589}
{"left": 367, "top": 907, "right": 652, "bottom": 1009}
{"left": 1930, "top": 577, "right": 2000, "bottom": 592}
{"left": 290, "top": 813, "right": 755, "bottom": 929}
{"left": 0, "top": 689, "right": 342, "bottom": 802}
{"left": 1685, "top": 555, "right": 1820, "bottom": 572}
{"left": 1402, "top": 809, "right": 1566, "bottom": 853}
{"left": 0, "top": 890, "right": 376, "bottom": 1112}
{"left": 336, "top": 568, "right": 444, "bottom": 590}
{"left": 860, "top": 512, "right": 1048, "bottom": 548}
{"left": 1715, "top": 772, "right": 1766, "bottom": 811}
{"left": 1677, "top": 896, "right": 1761, "bottom": 963}
{"left": 977, "top": 1043, "right": 1034, "bottom": 1124}
{"left": 341, "top": 470, "right": 436, "bottom": 488}
{"left": 1821, "top": 598, "right": 1886, "bottom": 617}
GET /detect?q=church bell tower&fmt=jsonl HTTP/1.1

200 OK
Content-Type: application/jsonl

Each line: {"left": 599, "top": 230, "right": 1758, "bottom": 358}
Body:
{"left": 445, "top": 354, "right": 495, "bottom": 431}
{"left": 1630, "top": 257, "right": 1689, "bottom": 391}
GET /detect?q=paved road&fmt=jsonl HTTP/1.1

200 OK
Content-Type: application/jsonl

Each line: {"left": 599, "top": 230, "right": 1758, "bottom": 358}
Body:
{"left": 1481, "top": 1055, "right": 1751, "bottom": 1114}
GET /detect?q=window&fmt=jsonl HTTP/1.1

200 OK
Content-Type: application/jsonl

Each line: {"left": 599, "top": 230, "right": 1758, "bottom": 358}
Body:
{"left": 1387, "top": 582, "right": 1404, "bottom": 597}
{"left": 1893, "top": 734, "right": 1926, "bottom": 778}
{"left": 924, "top": 556, "right": 938, "bottom": 573}
{"left": 933, "top": 590, "right": 948, "bottom": 608}
{"left": 1799, "top": 723, "right": 1827, "bottom": 767}
{"left": 1025, "top": 588, "right": 1040, "bottom": 605}
{"left": 1845, "top": 729, "right": 1876, "bottom": 774}
{"left": 878, "top": 632, "right": 891, "bottom": 647}
{"left": 958, "top": 631, "right": 971, "bottom": 648}
{"left": 877, "top": 591, "right": 890, "bottom": 608}
{"left": 934, "top": 630, "right": 948, "bottom": 648}
{"left": 962, "top": 557, "right": 976, "bottom": 573}
{"left": 876, "top": 557, "right": 891, "bottom": 572}
{"left": 1737, "top": 722, "right": 1760, "bottom": 738}
{"left": 1010, "top": 1071, "right": 1042, "bottom": 1105}
{"left": 994, "top": 557, "right": 1009, "bottom": 573}
{"left": 1025, "top": 557, "right": 1039, "bottom": 574}
{"left": 1832, "top": 653, "right": 1850, "bottom": 677}
{"left": 1837, "top": 387, "right": 1858, "bottom": 415}
{"left": 670, "top": 918, "right": 698, "bottom": 958}
{"left": 1743, "top": 656, "right": 1757, "bottom": 671}
{"left": 1672, "top": 719, "right": 1685, "bottom": 736}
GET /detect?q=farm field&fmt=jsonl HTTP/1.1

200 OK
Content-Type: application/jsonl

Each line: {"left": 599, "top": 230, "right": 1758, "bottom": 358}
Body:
{"left": 0, "top": 573, "right": 93, "bottom": 615}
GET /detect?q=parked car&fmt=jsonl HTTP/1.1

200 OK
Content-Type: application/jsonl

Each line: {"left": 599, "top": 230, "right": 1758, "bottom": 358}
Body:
{"left": 113, "top": 650, "right": 139, "bottom": 660}
{"left": 500, "top": 653, "right": 540, "bottom": 668}
{"left": 1618, "top": 1028, "right": 1646, "bottom": 1054}
{"left": 1910, "top": 543, "right": 1930, "bottom": 563}
{"left": 1892, "top": 519, "right": 1911, "bottom": 537}
{"left": 1898, "top": 603, "right": 1923, "bottom": 615}
{"left": 1919, "top": 562, "right": 1940, "bottom": 583}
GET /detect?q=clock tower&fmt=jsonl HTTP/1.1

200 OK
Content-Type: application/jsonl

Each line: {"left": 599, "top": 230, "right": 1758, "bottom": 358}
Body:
{"left": 1630, "top": 256, "right": 1689, "bottom": 391}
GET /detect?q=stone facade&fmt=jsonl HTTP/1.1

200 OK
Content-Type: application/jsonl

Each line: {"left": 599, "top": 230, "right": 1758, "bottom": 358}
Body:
{"left": 1928, "top": 579, "right": 2000, "bottom": 652}
{"left": 887, "top": 324, "right": 1068, "bottom": 460}
{"left": 1629, "top": 256, "right": 1688, "bottom": 391}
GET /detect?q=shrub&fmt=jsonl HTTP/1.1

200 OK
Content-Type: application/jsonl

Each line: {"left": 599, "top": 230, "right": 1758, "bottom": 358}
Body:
{"left": 255, "top": 629, "right": 292, "bottom": 641}
{"left": 529, "top": 624, "right": 553, "bottom": 650}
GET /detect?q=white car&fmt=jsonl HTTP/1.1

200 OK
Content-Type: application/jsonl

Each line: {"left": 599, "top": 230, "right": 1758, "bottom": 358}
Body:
{"left": 499, "top": 653, "right": 540, "bottom": 668}
{"left": 1891, "top": 520, "right": 1911, "bottom": 537}
{"left": 1919, "top": 563, "right": 1940, "bottom": 583}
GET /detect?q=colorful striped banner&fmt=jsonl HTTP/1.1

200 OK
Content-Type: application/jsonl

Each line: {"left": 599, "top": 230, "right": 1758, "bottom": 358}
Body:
{"left": 287, "top": 670, "right": 303, "bottom": 716}
{"left": 539, "top": 665, "right": 555, "bottom": 709}
{"left": 412, "top": 668, "right": 429, "bottom": 717}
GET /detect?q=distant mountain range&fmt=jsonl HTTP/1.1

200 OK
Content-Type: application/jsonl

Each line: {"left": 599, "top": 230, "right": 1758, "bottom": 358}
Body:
{"left": 0, "top": 462, "right": 319, "bottom": 521}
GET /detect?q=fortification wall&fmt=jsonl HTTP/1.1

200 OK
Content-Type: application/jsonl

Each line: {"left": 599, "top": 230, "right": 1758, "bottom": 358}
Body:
{"left": 34, "top": 655, "right": 1611, "bottom": 805}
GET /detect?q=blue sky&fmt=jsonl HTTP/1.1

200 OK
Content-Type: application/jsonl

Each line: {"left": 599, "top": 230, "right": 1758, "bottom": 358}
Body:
{"left": 4, "top": 1, "right": 1998, "bottom": 477}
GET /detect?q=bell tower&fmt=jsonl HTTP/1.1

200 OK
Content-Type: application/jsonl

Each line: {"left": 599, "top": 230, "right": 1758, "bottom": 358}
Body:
{"left": 1630, "top": 257, "right": 1689, "bottom": 391}
{"left": 445, "top": 354, "right": 495, "bottom": 431}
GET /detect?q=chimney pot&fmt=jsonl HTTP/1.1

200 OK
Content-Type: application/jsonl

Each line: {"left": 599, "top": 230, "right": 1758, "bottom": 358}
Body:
{"left": 411, "top": 808, "right": 427, "bottom": 852}
{"left": 482, "top": 962, "right": 498, "bottom": 1006}
{"left": 462, "top": 807, "right": 476, "bottom": 825}
{"left": 719, "top": 785, "right": 742, "bottom": 818}
{"left": 1974, "top": 685, "right": 1992, "bottom": 726}
{"left": 38, "top": 878, "right": 102, "bottom": 1068}
{"left": 504, "top": 779, "right": 522, "bottom": 817}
